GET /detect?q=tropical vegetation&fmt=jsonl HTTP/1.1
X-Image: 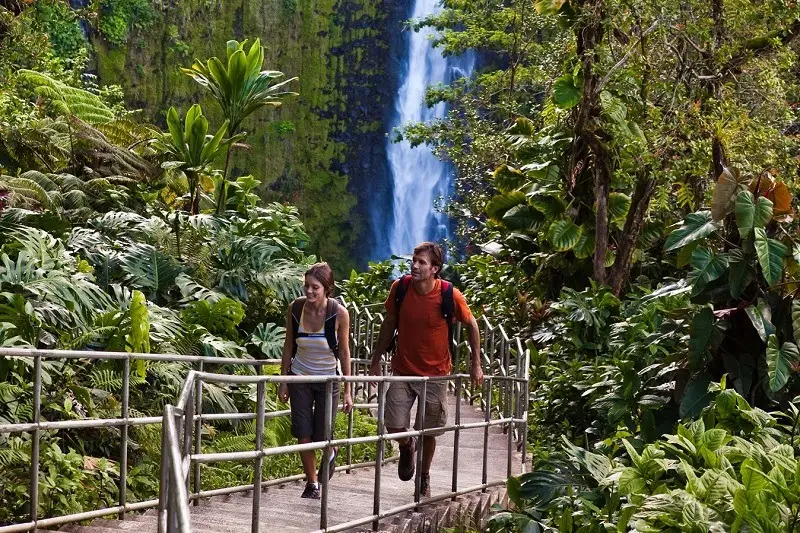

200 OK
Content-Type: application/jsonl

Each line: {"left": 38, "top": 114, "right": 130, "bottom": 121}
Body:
{"left": 0, "top": 6, "right": 371, "bottom": 524}
{"left": 4, "top": 0, "right": 800, "bottom": 531}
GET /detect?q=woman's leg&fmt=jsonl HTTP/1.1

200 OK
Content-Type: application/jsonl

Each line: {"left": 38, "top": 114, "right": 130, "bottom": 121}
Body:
{"left": 312, "top": 382, "right": 340, "bottom": 480}
{"left": 298, "top": 437, "right": 317, "bottom": 483}
{"left": 289, "top": 381, "right": 318, "bottom": 484}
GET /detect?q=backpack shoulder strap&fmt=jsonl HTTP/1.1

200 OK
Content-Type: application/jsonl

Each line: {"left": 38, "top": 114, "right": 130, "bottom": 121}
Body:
{"left": 324, "top": 298, "right": 339, "bottom": 358}
{"left": 290, "top": 297, "right": 306, "bottom": 356}
{"left": 394, "top": 275, "right": 413, "bottom": 314}
{"left": 440, "top": 280, "right": 456, "bottom": 359}
{"left": 440, "top": 279, "right": 455, "bottom": 322}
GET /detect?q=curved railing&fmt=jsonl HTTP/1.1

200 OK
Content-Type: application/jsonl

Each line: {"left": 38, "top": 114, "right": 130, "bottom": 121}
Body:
{"left": 158, "top": 371, "right": 528, "bottom": 533}
{"left": 0, "top": 299, "right": 529, "bottom": 533}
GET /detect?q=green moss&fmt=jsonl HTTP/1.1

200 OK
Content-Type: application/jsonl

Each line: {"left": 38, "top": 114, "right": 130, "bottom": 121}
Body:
{"left": 91, "top": 0, "right": 389, "bottom": 271}
{"left": 95, "top": 44, "right": 127, "bottom": 82}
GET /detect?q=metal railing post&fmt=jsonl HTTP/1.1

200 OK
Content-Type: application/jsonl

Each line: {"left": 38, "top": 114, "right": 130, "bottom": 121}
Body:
{"left": 482, "top": 378, "right": 492, "bottom": 492}
{"left": 522, "top": 379, "right": 529, "bottom": 469}
{"left": 451, "top": 376, "right": 462, "bottom": 500}
{"left": 158, "top": 410, "right": 170, "bottom": 533}
{"left": 29, "top": 354, "right": 42, "bottom": 525}
{"left": 183, "top": 386, "right": 194, "bottom": 495}
{"left": 507, "top": 379, "right": 514, "bottom": 478}
{"left": 119, "top": 356, "right": 130, "bottom": 519}
{"left": 193, "top": 364, "right": 203, "bottom": 504}
{"left": 251, "top": 381, "right": 265, "bottom": 533}
{"left": 372, "top": 381, "right": 386, "bottom": 531}
{"left": 413, "top": 380, "right": 427, "bottom": 507}
{"left": 320, "top": 379, "right": 334, "bottom": 530}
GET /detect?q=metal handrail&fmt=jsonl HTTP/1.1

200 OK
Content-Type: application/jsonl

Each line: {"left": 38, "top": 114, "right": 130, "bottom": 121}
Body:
{"left": 0, "top": 298, "right": 529, "bottom": 533}
{"left": 157, "top": 372, "right": 528, "bottom": 533}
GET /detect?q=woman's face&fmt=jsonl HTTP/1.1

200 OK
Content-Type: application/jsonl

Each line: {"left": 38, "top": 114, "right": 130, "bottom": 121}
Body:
{"left": 304, "top": 275, "right": 326, "bottom": 303}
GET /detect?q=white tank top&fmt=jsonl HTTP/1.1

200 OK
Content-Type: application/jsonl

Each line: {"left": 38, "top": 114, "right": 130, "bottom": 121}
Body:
{"left": 291, "top": 307, "right": 338, "bottom": 376}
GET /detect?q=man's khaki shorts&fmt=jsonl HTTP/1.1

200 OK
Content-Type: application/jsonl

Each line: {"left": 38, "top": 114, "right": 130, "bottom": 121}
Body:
{"left": 384, "top": 380, "right": 448, "bottom": 436}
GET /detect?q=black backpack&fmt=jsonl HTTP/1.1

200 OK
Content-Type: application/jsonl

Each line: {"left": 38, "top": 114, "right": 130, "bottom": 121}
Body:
{"left": 390, "top": 275, "right": 456, "bottom": 356}
{"left": 291, "top": 297, "right": 339, "bottom": 359}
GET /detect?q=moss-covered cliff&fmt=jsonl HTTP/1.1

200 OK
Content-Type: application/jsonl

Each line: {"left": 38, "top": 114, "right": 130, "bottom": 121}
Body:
{"left": 93, "top": 0, "right": 406, "bottom": 271}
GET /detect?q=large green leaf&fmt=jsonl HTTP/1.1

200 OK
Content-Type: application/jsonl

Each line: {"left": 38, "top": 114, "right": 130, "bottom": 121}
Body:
{"left": 753, "top": 228, "right": 786, "bottom": 286}
{"left": 680, "top": 372, "right": 714, "bottom": 418}
{"left": 689, "top": 247, "right": 728, "bottom": 294}
{"left": 728, "top": 249, "right": 753, "bottom": 299}
{"left": 792, "top": 300, "right": 800, "bottom": 346}
{"left": 664, "top": 211, "right": 719, "bottom": 252}
{"left": 744, "top": 299, "right": 774, "bottom": 344}
{"left": 492, "top": 164, "right": 527, "bottom": 193}
{"left": 765, "top": 335, "right": 799, "bottom": 392}
{"left": 711, "top": 167, "right": 747, "bottom": 221}
{"left": 530, "top": 196, "right": 566, "bottom": 218}
{"left": 502, "top": 204, "right": 546, "bottom": 231}
{"left": 689, "top": 306, "right": 714, "bottom": 371}
{"left": 548, "top": 220, "right": 582, "bottom": 251}
{"left": 608, "top": 192, "right": 631, "bottom": 227}
{"left": 572, "top": 230, "right": 595, "bottom": 259}
{"left": 552, "top": 74, "right": 581, "bottom": 109}
{"left": 486, "top": 191, "right": 527, "bottom": 221}
{"left": 735, "top": 191, "right": 773, "bottom": 238}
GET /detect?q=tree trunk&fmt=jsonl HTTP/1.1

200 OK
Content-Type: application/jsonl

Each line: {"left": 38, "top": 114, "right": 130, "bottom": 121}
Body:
{"left": 570, "top": 0, "right": 611, "bottom": 283}
{"left": 609, "top": 175, "right": 657, "bottom": 295}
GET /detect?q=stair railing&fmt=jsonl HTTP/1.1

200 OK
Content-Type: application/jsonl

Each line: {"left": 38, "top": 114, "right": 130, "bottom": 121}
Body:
{"left": 0, "top": 348, "right": 277, "bottom": 533}
{"left": 0, "top": 299, "right": 529, "bottom": 533}
{"left": 157, "top": 371, "right": 529, "bottom": 533}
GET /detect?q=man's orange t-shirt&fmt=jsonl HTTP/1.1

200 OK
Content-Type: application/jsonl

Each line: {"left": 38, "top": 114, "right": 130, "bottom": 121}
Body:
{"left": 384, "top": 278, "right": 473, "bottom": 377}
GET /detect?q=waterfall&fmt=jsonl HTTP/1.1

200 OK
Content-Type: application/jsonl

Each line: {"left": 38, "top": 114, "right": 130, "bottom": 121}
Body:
{"left": 383, "top": 0, "right": 475, "bottom": 257}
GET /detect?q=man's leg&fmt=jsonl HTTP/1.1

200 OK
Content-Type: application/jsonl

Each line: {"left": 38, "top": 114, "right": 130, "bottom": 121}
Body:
{"left": 384, "top": 381, "right": 416, "bottom": 481}
{"left": 415, "top": 381, "right": 448, "bottom": 496}
{"left": 422, "top": 435, "right": 436, "bottom": 473}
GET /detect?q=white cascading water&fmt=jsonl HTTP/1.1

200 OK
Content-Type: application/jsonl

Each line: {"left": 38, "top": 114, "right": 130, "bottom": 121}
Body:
{"left": 386, "top": 0, "right": 475, "bottom": 256}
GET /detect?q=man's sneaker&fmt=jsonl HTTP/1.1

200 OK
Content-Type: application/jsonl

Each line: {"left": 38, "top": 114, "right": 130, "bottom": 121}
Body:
{"left": 398, "top": 437, "right": 416, "bottom": 481}
{"left": 300, "top": 482, "right": 320, "bottom": 499}
{"left": 419, "top": 472, "right": 430, "bottom": 497}
{"left": 318, "top": 447, "right": 338, "bottom": 482}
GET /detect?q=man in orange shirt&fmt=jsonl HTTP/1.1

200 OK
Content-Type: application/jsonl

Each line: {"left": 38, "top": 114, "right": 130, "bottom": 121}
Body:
{"left": 369, "top": 242, "right": 483, "bottom": 497}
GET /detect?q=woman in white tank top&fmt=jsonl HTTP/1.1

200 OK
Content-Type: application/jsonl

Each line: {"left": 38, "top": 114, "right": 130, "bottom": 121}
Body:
{"left": 278, "top": 263, "right": 352, "bottom": 499}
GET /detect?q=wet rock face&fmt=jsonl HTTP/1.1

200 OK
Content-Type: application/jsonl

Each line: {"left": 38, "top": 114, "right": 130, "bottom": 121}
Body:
{"left": 91, "top": 0, "right": 411, "bottom": 268}
{"left": 324, "top": 0, "right": 412, "bottom": 263}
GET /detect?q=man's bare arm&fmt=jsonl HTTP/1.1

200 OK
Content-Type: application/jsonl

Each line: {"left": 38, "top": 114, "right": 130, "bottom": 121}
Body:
{"left": 369, "top": 313, "right": 396, "bottom": 373}
{"left": 464, "top": 315, "right": 483, "bottom": 386}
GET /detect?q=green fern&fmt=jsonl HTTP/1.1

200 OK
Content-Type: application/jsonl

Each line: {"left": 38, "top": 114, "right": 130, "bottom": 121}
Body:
{"left": 89, "top": 368, "right": 146, "bottom": 393}
{"left": 17, "top": 70, "right": 115, "bottom": 124}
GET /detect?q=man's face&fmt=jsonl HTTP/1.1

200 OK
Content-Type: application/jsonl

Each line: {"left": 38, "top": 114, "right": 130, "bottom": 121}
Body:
{"left": 411, "top": 251, "right": 439, "bottom": 282}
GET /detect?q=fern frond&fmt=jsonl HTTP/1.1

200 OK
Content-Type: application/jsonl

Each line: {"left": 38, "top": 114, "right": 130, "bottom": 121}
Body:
{"left": 89, "top": 368, "right": 124, "bottom": 392}
{"left": 17, "top": 70, "right": 115, "bottom": 124}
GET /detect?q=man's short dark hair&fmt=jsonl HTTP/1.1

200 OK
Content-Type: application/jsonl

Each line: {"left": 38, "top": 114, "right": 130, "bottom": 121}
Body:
{"left": 413, "top": 242, "right": 445, "bottom": 277}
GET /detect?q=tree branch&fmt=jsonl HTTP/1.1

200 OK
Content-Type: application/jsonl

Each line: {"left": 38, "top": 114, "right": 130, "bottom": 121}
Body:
{"left": 597, "top": 21, "right": 660, "bottom": 93}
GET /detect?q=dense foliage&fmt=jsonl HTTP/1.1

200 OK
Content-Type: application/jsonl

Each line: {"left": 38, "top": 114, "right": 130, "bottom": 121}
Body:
{"left": 5, "top": 0, "right": 800, "bottom": 530}
{"left": 0, "top": 5, "right": 377, "bottom": 524}
{"left": 401, "top": 0, "right": 800, "bottom": 530}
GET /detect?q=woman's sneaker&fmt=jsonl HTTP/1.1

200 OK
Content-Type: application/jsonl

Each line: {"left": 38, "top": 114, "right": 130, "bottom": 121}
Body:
{"left": 301, "top": 482, "right": 320, "bottom": 499}
{"left": 318, "top": 447, "right": 338, "bottom": 482}
{"left": 398, "top": 437, "right": 416, "bottom": 481}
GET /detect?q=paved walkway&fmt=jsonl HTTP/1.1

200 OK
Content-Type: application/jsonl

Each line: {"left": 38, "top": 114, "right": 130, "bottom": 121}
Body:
{"left": 61, "top": 392, "right": 523, "bottom": 533}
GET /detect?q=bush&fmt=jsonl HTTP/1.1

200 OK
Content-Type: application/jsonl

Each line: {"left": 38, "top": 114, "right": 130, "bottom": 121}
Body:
{"left": 98, "top": 0, "right": 158, "bottom": 47}
{"left": 33, "top": 0, "right": 87, "bottom": 58}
